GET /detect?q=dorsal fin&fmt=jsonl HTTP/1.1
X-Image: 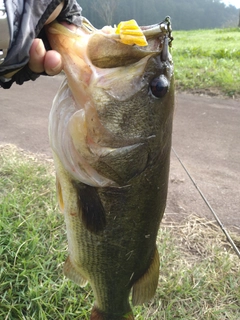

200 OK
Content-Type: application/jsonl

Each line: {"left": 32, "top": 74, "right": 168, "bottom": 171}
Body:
{"left": 73, "top": 182, "right": 106, "bottom": 233}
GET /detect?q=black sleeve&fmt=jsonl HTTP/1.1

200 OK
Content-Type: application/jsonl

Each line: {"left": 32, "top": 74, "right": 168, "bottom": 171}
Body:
{"left": 0, "top": 0, "right": 82, "bottom": 89}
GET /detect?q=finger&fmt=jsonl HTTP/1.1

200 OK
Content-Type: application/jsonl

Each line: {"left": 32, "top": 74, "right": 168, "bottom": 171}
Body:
{"left": 28, "top": 39, "right": 46, "bottom": 73}
{"left": 44, "top": 50, "right": 63, "bottom": 76}
{"left": 45, "top": 2, "right": 64, "bottom": 25}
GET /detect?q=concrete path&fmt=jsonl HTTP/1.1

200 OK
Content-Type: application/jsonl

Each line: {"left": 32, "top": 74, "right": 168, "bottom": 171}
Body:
{"left": 1, "top": 76, "right": 239, "bottom": 232}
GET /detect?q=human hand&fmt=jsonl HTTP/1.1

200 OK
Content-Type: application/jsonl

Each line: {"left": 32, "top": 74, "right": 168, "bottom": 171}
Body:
{"left": 29, "top": 2, "right": 64, "bottom": 76}
{"left": 0, "top": 0, "right": 82, "bottom": 88}
{"left": 29, "top": 4, "right": 78, "bottom": 76}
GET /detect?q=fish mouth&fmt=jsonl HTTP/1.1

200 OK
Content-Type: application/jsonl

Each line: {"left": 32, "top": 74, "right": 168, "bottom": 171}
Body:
{"left": 81, "top": 16, "right": 173, "bottom": 45}
{"left": 46, "top": 16, "right": 173, "bottom": 68}
{"left": 80, "top": 16, "right": 173, "bottom": 68}
{"left": 46, "top": 17, "right": 174, "bottom": 104}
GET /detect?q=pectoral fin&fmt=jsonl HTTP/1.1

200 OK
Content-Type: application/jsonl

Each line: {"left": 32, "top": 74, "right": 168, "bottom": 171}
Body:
{"left": 63, "top": 256, "right": 88, "bottom": 287}
{"left": 132, "top": 248, "right": 160, "bottom": 306}
{"left": 56, "top": 175, "right": 64, "bottom": 212}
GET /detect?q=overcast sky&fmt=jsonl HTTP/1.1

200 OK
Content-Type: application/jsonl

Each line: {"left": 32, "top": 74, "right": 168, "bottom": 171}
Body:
{"left": 221, "top": 0, "right": 240, "bottom": 8}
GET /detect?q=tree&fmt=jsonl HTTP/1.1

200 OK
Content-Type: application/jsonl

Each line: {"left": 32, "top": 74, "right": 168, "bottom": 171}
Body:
{"left": 78, "top": 0, "right": 239, "bottom": 30}
{"left": 91, "top": 0, "right": 119, "bottom": 25}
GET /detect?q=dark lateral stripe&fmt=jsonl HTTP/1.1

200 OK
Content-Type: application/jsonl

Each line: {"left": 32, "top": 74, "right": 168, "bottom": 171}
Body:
{"left": 73, "top": 181, "right": 106, "bottom": 233}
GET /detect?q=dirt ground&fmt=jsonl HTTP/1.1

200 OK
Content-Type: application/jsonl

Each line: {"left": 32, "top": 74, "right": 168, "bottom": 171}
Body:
{"left": 1, "top": 75, "right": 239, "bottom": 234}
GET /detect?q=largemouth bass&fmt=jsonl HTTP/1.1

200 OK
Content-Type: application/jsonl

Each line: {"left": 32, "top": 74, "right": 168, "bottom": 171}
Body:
{"left": 46, "top": 17, "right": 174, "bottom": 320}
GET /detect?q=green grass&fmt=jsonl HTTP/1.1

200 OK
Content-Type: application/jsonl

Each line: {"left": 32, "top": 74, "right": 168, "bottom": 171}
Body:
{"left": 172, "top": 28, "right": 240, "bottom": 98}
{"left": 1, "top": 145, "right": 240, "bottom": 319}
{"left": 0, "top": 146, "right": 94, "bottom": 319}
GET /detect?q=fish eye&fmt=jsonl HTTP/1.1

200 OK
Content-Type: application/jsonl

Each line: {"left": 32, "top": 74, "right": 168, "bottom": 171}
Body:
{"left": 149, "top": 75, "right": 169, "bottom": 98}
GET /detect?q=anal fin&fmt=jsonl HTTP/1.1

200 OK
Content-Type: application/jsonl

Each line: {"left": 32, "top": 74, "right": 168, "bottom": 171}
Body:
{"left": 63, "top": 256, "right": 88, "bottom": 287}
{"left": 132, "top": 248, "right": 160, "bottom": 306}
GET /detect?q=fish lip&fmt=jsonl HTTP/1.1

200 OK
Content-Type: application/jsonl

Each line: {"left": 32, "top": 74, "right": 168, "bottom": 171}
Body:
{"left": 80, "top": 16, "right": 174, "bottom": 46}
{"left": 141, "top": 17, "right": 173, "bottom": 45}
{"left": 59, "top": 21, "right": 78, "bottom": 32}
{"left": 85, "top": 18, "right": 173, "bottom": 69}
{"left": 58, "top": 17, "right": 98, "bottom": 34}
{"left": 81, "top": 17, "right": 98, "bottom": 33}
{"left": 48, "top": 17, "right": 173, "bottom": 55}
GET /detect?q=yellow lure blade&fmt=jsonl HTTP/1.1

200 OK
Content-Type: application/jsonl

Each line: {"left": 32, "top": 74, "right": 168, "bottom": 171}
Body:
{"left": 115, "top": 20, "right": 148, "bottom": 46}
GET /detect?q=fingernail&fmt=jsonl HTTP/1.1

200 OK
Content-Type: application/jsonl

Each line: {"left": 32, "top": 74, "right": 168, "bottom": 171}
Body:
{"left": 35, "top": 39, "right": 45, "bottom": 56}
{"left": 52, "top": 60, "right": 62, "bottom": 72}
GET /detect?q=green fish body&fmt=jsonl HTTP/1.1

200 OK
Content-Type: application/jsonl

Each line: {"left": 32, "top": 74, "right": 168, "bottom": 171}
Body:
{"left": 46, "top": 17, "right": 174, "bottom": 320}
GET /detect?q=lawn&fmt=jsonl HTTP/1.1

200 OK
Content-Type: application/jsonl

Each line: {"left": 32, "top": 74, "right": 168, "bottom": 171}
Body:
{"left": 1, "top": 145, "right": 239, "bottom": 319}
{"left": 172, "top": 28, "right": 240, "bottom": 98}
